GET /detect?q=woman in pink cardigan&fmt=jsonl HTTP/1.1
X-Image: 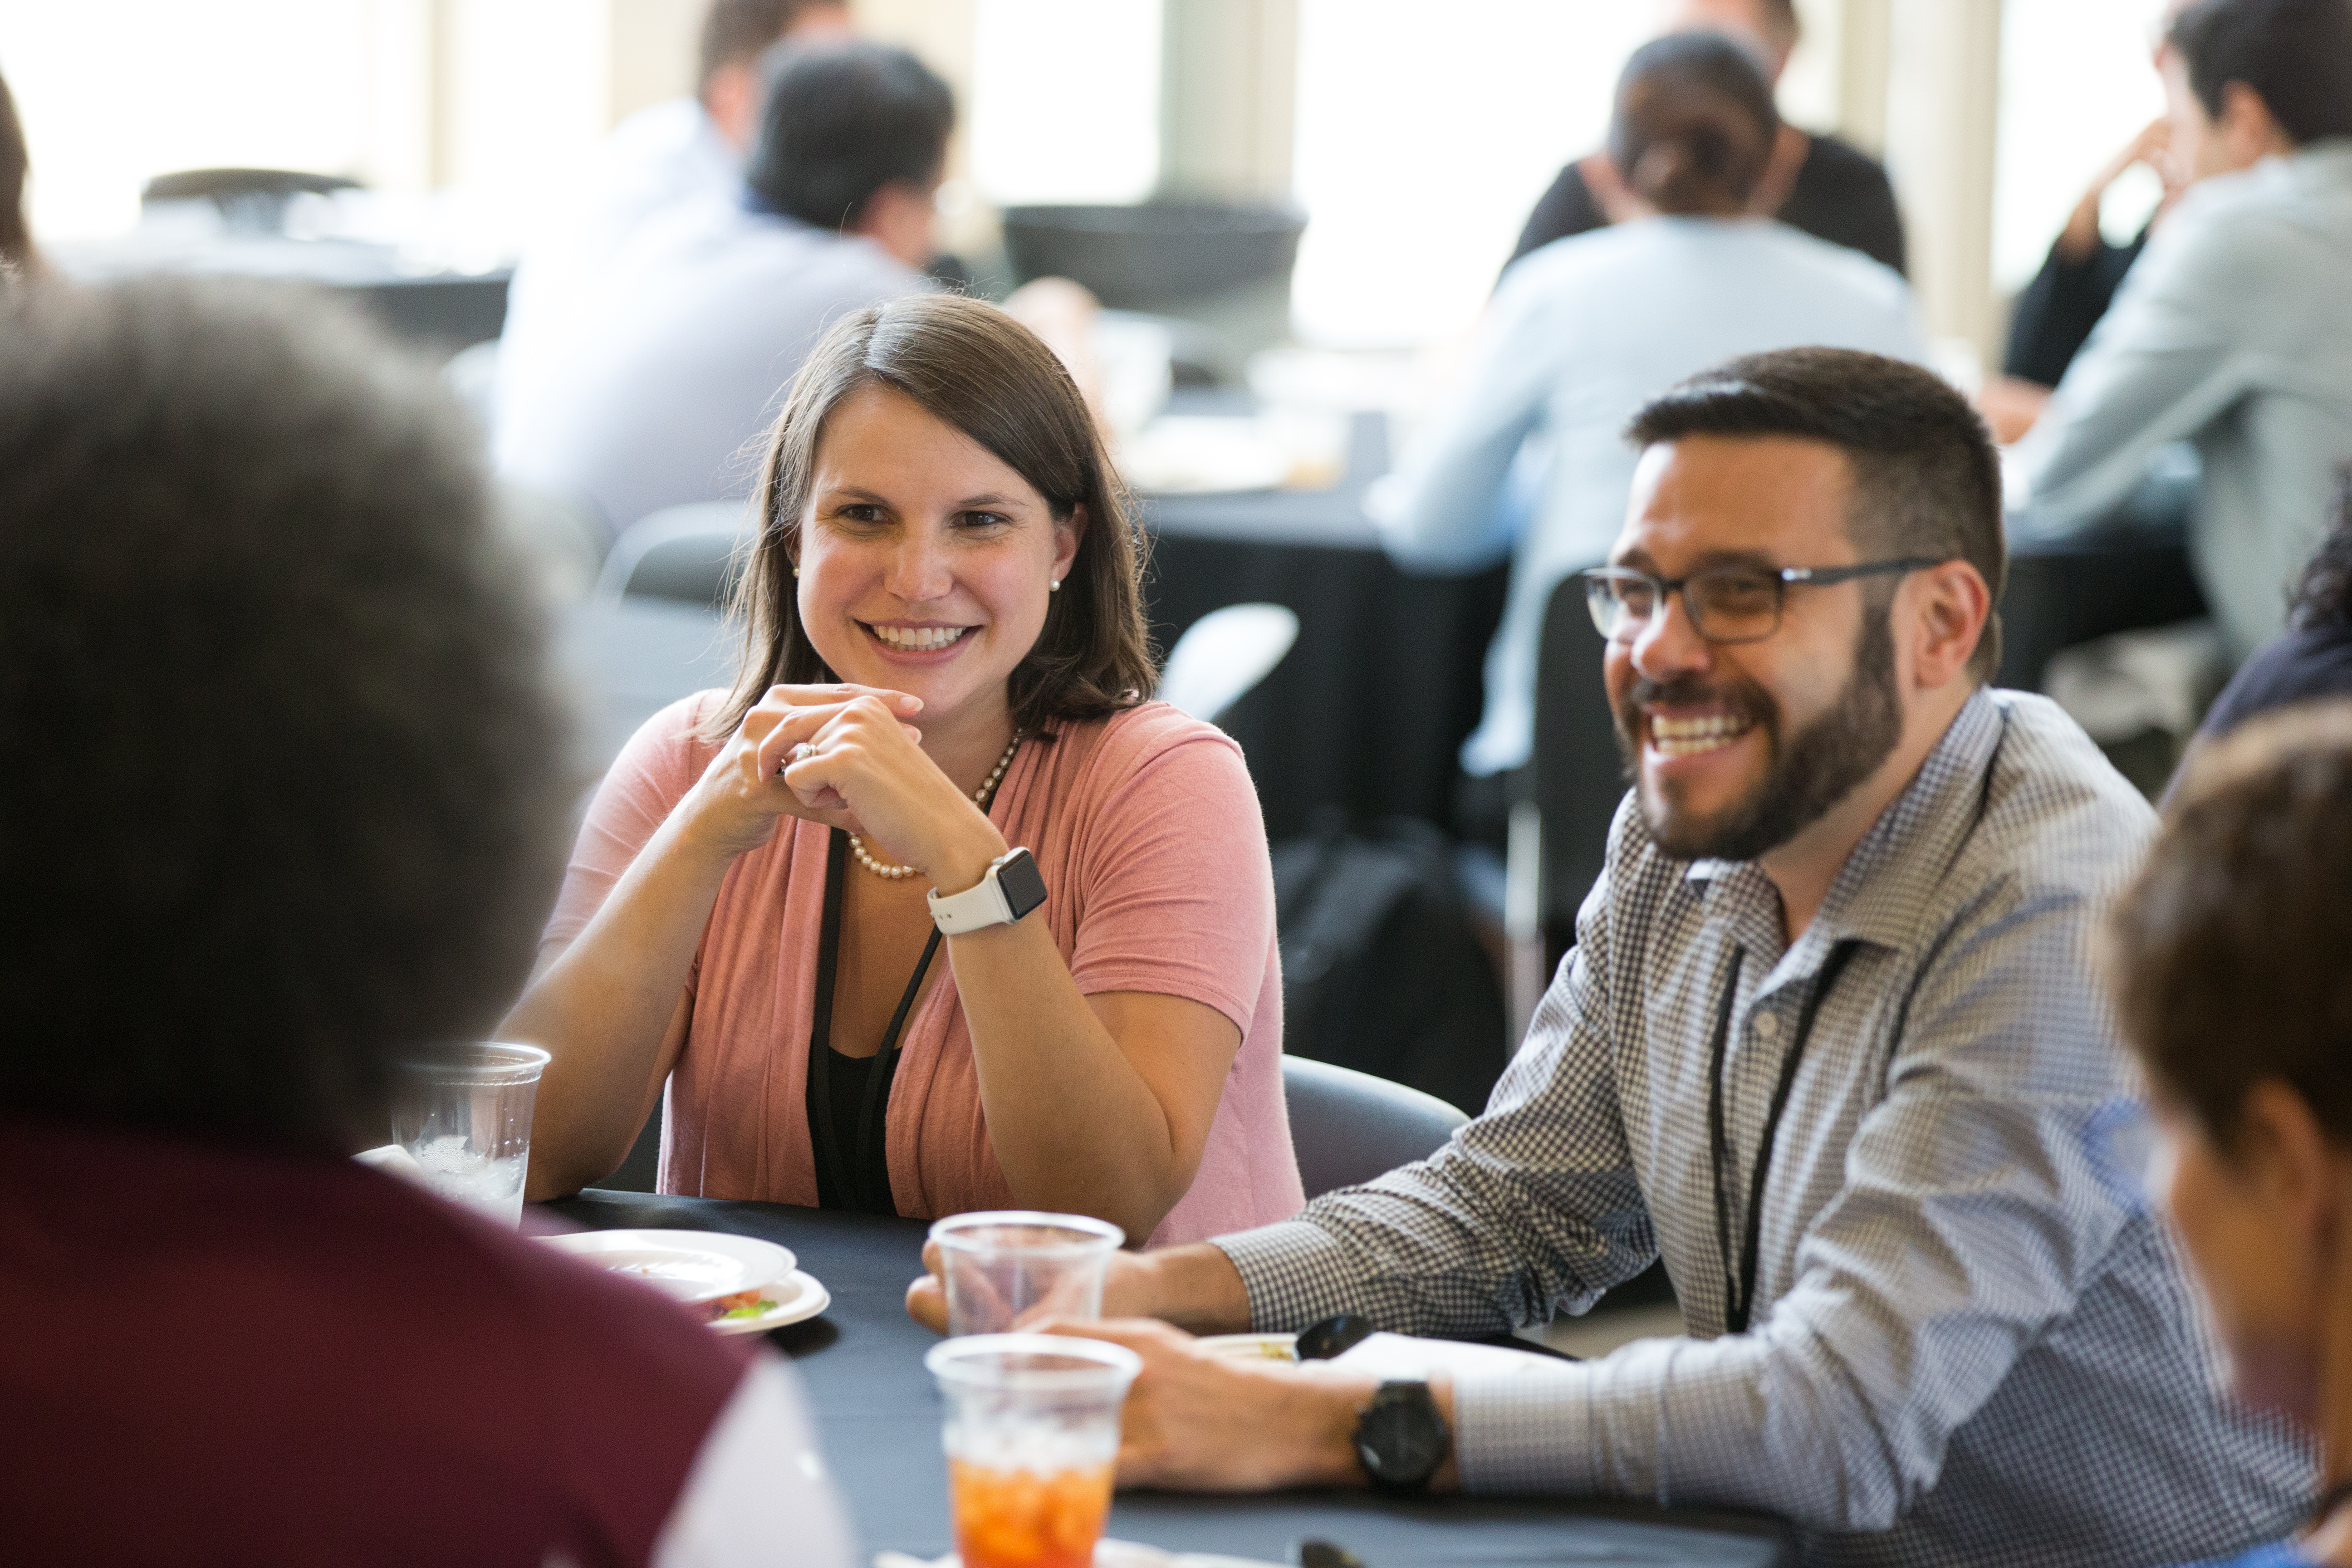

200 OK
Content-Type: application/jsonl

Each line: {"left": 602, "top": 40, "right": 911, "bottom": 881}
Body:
{"left": 507, "top": 294, "right": 1302, "bottom": 1246}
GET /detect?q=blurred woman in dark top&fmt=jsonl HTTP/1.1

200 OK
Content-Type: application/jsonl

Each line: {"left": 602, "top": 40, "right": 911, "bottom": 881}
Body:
{"left": 1504, "top": 0, "right": 1906, "bottom": 278}
{"left": 0, "top": 65, "right": 36, "bottom": 280}
{"left": 2198, "top": 472, "right": 2352, "bottom": 740}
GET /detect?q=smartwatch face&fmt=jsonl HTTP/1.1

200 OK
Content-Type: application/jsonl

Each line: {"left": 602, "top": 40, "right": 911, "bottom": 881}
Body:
{"left": 997, "top": 848, "right": 1049, "bottom": 921}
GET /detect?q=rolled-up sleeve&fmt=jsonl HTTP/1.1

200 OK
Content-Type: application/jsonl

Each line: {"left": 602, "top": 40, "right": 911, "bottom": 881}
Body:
{"left": 1217, "top": 871, "right": 1655, "bottom": 1337}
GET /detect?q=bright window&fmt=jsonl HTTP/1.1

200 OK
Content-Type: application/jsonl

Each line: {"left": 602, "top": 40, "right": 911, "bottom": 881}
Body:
{"left": 967, "top": 0, "right": 1161, "bottom": 206}
{"left": 1993, "top": 0, "right": 2169, "bottom": 293}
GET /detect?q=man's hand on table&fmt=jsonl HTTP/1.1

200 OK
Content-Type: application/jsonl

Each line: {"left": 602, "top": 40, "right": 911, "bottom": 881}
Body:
{"left": 904, "top": 1240, "right": 1254, "bottom": 1335}
{"left": 906, "top": 1243, "right": 1461, "bottom": 1494}
{"left": 1039, "top": 1317, "right": 1398, "bottom": 1490}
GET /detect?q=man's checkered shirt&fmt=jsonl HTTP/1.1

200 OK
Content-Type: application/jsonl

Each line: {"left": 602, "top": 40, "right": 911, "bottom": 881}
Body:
{"left": 1219, "top": 691, "right": 2309, "bottom": 1566}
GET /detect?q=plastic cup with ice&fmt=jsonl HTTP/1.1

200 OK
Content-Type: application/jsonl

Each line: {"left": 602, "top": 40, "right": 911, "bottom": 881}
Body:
{"left": 928, "top": 1211, "right": 1124, "bottom": 1338}
{"left": 387, "top": 1042, "right": 549, "bottom": 1227}
{"left": 925, "top": 1334, "right": 1141, "bottom": 1568}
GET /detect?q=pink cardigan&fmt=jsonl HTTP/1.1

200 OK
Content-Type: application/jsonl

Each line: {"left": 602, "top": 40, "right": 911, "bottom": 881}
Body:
{"left": 544, "top": 697, "right": 1303, "bottom": 1247}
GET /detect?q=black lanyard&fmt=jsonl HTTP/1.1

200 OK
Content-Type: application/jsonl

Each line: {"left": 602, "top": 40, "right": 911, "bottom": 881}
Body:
{"left": 1704, "top": 937, "right": 1862, "bottom": 1334}
{"left": 806, "top": 829, "right": 941, "bottom": 1215}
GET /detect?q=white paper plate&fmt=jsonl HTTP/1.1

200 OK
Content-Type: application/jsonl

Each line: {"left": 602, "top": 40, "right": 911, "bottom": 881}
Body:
{"left": 539, "top": 1229, "right": 794, "bottom": 1306}
{"left": 710, "top": 1269, "right": 831, "bottom": 1335}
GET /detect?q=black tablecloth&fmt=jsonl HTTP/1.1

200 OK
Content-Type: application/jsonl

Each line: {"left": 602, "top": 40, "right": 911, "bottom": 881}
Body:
{"left": 544, "top": 1190, "right": 1793, "bottom": 1568}
{"left": 1140, "top": 414, "right": 1508, "bottom": 841}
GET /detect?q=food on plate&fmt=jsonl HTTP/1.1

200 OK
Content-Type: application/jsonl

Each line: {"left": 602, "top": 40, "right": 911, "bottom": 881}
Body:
{"left": 705, "top": 1286, "right": 779, "bottom": 1323}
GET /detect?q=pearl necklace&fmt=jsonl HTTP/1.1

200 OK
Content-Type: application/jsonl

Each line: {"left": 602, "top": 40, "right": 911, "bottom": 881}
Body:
{"left": 848, "top": 731, "right": 1024, "bottom": 880}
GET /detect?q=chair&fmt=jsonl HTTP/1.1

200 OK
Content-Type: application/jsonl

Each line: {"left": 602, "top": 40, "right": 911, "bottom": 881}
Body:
{"left": 1282, "top": 1054, "right": 1468, "bottom": 1200}
{"left": 141, "top": 167, "right": 359, "bottom": 232}
{"left": 1501, "top": 575, "right": 1620, "bottom": 1038}
{"left": 594, "top": 502, "right": 754, "bottom": 608}
{"left": 1157, "top": 603, "right": 1299, "bottom": 724}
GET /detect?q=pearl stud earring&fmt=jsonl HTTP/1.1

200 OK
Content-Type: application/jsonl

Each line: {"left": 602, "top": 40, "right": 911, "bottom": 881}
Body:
{"left": 1050, "top": 579, "right": 1062, "bottom": 592}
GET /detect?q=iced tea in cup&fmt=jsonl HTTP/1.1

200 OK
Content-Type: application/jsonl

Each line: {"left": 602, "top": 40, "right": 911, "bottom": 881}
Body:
{"left": 387, "top": 1042, "right": 549, "bottom": 1228}
{"left": 929, "top": 1211, "right": 1125, "bottom": 1337}
{"left": 926, "top": 1334, "right": 1141, "bottom": 1568}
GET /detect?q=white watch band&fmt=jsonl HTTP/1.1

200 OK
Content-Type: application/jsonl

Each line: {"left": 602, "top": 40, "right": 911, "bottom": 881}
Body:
{"left": 926, "top": 852, "right": 1020, "bottom": 934}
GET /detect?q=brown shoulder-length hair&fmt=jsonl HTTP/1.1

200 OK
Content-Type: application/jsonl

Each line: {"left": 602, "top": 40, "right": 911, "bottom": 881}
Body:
{"left": 700, "top": 293, "right": 1156, "bottom": 744}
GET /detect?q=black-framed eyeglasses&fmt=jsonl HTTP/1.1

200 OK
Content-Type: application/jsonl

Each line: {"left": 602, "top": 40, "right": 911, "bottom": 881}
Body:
{"left": 1579, "top": 558, "right": 1941, "bottom": 646}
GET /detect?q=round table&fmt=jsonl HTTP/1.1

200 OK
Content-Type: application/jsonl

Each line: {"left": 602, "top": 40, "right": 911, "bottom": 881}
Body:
{"left": 544, "top": 1190, "right": 1794, "bottom": 1568}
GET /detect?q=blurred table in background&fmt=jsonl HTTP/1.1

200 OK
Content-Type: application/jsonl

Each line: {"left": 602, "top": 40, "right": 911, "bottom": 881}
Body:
{"left": 1141, "top": 409, "right": 1507, "bottom": 841}
{"left": 49, "top": 188, "right": 511, "bottom": 358}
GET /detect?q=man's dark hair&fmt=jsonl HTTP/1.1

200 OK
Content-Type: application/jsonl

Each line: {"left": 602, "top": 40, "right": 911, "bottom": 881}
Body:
{"left": 1627, "top": 348, "right": 2007, "bottom": 678}
{"left": 0, "top": 280, "right": 571, "bottom": 1148}
{"left": 2290, "top": 469, "right": 2352, "bottom": 631}
{"left": 1608, "top": 32, "right": 1781, "bottom": 214}
{"left": 2107, "top": 700, "right": 2352, "bottom": 1147}
{"left": 745, "top": 41, "right": 953, "bottom": 233}
{"left": 2168, "top": 0, "right": 2352, "bottom": 147}
{"left": 697, "top": 0, "right": 842, "bottom": 95}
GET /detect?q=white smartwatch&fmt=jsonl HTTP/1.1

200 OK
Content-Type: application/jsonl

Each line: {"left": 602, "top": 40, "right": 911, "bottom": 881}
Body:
{"left": 927, "top": 847, "right": 1049, "bottom": 935}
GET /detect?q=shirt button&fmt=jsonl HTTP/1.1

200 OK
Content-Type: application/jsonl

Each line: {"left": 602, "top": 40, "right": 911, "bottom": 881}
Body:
{"left": 1753, "top": 1011, "right": 1780, "bottom": 1041}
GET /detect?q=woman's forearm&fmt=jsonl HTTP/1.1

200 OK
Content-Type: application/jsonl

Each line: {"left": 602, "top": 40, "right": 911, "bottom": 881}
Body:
{"left": 946, "top": 913, "right": 1234, "bottom": 1242}
{"left": 504, "top": 808, "right": 742, "bottom": 1195}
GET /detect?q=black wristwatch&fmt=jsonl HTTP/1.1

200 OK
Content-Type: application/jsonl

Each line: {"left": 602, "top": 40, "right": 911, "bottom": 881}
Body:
{"left": 1354, "top": 1379, "right": 1450, "bottom": 1493}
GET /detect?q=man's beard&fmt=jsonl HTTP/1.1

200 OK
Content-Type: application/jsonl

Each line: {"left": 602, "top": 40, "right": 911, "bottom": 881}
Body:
{"left": 1612, "top": 609, "right": 1902, "bottom": 862}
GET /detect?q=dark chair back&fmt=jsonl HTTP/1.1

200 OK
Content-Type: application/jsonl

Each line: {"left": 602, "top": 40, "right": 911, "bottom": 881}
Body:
{"left": 596, "top": 502, "right": 752, "bottom": 608}
{"left": 1282, "top": 1054, "right": 1468, "bottom": 1200}
{"left": 1533, "top": 573, "right": 1624, "bottom": 947}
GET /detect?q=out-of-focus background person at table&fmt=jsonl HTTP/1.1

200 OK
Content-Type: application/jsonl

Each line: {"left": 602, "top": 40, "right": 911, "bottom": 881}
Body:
{"left": 2007, "top": 0, "right": 2352, "bottom": 676}
{"left": 1505, "top": 0, "right": 1906, "bottom": 279}
{"left": 492, "top": 39, "right": 947, "bottom": 539}
{"left": 506, "top": 294, "right": 1303, "bottom": 1246}
{"left": 0, "top": 279, "right": 855, "bottom": 1568}
{"left": 2106, "top": 702, "right": 2352, "bottom": 1568}
{"left": 2194, "top": 474, "right": 2352, "bottom": 745}
{"left": 495, "top": 0, "right": 856, "bottom": 433}
{"left": 1378, "top": 31, "right": 1923, "bottom": 792}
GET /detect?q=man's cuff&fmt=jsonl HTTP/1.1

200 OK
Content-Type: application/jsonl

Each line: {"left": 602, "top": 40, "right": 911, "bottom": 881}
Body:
{"left": 1212, "top": 1220, "right": 1365, "bottom": 1333}
{"left": 1448, "top": 1364, "right": 1593, "bottom": 1494}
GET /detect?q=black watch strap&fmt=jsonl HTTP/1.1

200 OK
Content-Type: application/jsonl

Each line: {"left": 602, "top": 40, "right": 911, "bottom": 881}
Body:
{"left": 1354, "top": 1379, "right": 1450, "bottom": 1493}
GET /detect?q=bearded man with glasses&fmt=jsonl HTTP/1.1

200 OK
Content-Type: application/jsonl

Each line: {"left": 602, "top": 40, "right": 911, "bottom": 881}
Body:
{"left": 911, "top": 348, "right": 2309, "bottom": 1566}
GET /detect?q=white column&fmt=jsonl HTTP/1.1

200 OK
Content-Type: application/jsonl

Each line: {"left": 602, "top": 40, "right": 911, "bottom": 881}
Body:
{"left": 1157, "top": 0, "right": 1298, "bottom": 201}
{"left": 1881, "top": 0, "right": 2004, "bottom": 372}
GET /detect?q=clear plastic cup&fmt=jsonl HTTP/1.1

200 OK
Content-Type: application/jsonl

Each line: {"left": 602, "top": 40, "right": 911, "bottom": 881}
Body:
{"left": 387, "top": 1041, "right": 550, "bottom": 1227}
{"left": 925, "top": 1334, "right": 1141, "bottom": 1568}
{"left": 929, "top": 1211, "right": 1124, "bottom": 1337}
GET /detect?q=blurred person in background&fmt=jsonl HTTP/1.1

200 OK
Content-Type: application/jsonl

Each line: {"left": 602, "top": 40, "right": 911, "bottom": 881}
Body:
{"left": 2107, "top": 702, "right": 2352, "bottom": 1568}
{"left": 1505, "top": 0, "right": 1906, "bottom": 278}
{"left": 1382, "top": 31, "right": 1922, "bottom": 792}
{"left": 0, "top": 279, "right": 854, "bottom": 1568}
{"left": 2192, "top": 471, "right": 2352, "bottom": 743}
{"left": 0, "top": 62, "right": 37, "bottom": 281}
{"left": 494, "top": 40, "right": 946, "bottom": 538}
{"left": 2009, "top": 0, "right": 2352, "bottom": 672}
{"left": 504, "top": 294, "right": 1303, "bottom": 1247}
{"left": 1982, "top": 0, "right": 2199, "bottom": 445}
{"left": 498, "top": 0, "right": 854, "bottom": 405}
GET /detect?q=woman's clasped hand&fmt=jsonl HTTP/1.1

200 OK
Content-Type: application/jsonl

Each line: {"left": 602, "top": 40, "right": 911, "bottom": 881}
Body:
{"left": 689, "top": 683, "right": 1005, "bottom": 891}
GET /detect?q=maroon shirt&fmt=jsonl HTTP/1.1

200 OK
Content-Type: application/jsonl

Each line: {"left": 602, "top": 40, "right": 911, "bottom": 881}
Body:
{"left": 0, "top": 1117, "right": 749, "bottom": 1567}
